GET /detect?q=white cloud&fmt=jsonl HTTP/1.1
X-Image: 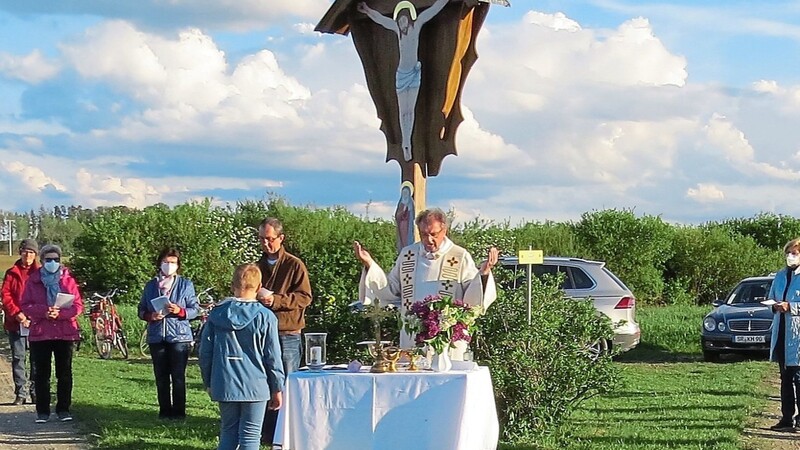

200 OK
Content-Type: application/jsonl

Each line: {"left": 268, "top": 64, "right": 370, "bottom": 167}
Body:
{"left": 686, "top": 183, "right": 725, "bottom": 203}
{"left": 1, "top": 161, "right": 67, "bottom": 192}
{"left": 0, "top": 50, "right": 60, "bottom": 83}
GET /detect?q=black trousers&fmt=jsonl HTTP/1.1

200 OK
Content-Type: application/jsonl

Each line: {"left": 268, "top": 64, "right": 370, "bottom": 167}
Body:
{"left": 149, "top": 342, "right": 190, "bottom": 418}
{"left": 30, "top": 340, "right": 74, "bottom": 416}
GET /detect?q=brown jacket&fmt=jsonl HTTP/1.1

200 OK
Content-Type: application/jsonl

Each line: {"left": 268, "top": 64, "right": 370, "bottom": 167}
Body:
{"left": 257, "top": 247, "right": 312, "bottom": 332}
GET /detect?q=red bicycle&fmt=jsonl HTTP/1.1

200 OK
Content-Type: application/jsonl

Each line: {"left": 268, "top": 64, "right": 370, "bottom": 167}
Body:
{"left": 87, "top": 288, "right": 129, "bottom": 359}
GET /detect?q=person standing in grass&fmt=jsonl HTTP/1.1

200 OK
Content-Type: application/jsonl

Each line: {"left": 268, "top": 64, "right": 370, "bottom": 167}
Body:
{"left": 138, "top": 247, "right": 199, "bottom": 420}
{"left": 199, "top": 264, "right": 284, "bottom": 450}
{"left": 2, "top": 239, "right": 40, "bottom": 406}
{"left": 21, "top": 244, "right": 83, "bottom": 424}
{"left": 768, "top": 237, "right": 800, "bottom": 432}
{"left": 254, "top": 217, "right": 312, "bottom": 444}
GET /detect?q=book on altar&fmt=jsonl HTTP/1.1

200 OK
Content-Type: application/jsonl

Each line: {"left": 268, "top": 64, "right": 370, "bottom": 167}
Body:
{"left": 150, "top": 295, "right": 170, "bottom": 316}
{"left": 54, "top": 293, "right": 74, "bottom": 309}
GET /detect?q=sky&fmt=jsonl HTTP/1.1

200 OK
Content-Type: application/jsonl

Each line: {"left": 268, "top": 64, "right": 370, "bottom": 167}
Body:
{"left": 1, "top": 0, "right": 800, "bottom": 225}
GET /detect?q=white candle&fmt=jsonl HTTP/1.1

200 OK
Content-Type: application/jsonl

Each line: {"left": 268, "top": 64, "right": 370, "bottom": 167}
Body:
{"left": 310, "top": 346, "right": 322, "bottom": 364}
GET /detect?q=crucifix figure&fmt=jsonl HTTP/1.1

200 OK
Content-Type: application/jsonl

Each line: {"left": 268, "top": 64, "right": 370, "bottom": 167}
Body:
{"left": 357, "top": 0, "right": 449, "bottom": 161}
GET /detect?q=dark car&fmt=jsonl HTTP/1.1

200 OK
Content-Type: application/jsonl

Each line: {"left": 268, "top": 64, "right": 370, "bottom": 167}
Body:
{"left": 701, "top": 275, "right": 774, "bottom": 362}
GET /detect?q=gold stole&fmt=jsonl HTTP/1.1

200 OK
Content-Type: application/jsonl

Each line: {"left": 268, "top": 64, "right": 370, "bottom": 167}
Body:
{"left": 400, "top": 246, "right": 466, "bottom": 310}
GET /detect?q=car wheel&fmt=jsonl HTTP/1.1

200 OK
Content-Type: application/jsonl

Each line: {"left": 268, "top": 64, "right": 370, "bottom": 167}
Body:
{"left": 703, "top": 350, "right": 720, "bottom": 362}
{"left": 586, "top": 338, "right": 610, "bottom": 361}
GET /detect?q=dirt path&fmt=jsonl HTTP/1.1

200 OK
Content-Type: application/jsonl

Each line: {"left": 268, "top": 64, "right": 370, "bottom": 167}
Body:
{"left": 743, "top": 368, "right": 800, "bottom": 450}
{"left": 0, "top": 339, "right": 88, "bottom": 450}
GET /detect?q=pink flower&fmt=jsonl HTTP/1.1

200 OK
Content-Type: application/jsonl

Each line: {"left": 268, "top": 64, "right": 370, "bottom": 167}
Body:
{"left": 402, "top": 295, "right": 481, "bottom": 354}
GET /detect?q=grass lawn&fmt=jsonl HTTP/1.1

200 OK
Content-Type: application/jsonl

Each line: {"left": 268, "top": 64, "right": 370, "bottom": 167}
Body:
{"left": 64, "top": 304, "right": 775, "bottom": 449}
{"left": 500, "top": 305, "right": 774, "bottom": 450}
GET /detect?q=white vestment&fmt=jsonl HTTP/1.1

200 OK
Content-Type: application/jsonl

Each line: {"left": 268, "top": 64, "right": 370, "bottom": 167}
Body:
{"left": 359, "top": 238, "right": 496, "bottom": 360}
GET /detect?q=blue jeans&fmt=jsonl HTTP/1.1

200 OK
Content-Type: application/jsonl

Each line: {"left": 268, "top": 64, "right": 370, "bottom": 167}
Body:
{"left": 261, "top": 333, "right": 301, "bottom": 443}
{"left": 8, "top": 331, "right": 34, "bottom": 399}
{"left": 218, "top": 401, "right": 268, "bottom": 450}
{"left": 149, "top": 341, "right": 191, "bottom": 418}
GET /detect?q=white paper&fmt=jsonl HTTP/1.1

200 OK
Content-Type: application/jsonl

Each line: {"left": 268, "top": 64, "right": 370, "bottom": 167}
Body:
{"left": 150, "top": 295, "right": 170, "bottom": 315}
{"left": 760, "top": 299, "right": 777, "bottom": 306}
{"left": 19, "top": 324, "right": 29, "bottom": 337}
{"left": 54, "top": 293, "right": 74, "bottom": 309}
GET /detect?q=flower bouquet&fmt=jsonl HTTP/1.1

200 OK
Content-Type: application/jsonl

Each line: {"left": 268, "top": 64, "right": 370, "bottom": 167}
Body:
{"left": 403, "top": 294, "right": 483, "bottom": 355}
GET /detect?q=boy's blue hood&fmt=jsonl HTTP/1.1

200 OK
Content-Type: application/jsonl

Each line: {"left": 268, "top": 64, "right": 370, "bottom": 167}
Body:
{"left": 208, "top": 298, "right": 262, "bottom": 331}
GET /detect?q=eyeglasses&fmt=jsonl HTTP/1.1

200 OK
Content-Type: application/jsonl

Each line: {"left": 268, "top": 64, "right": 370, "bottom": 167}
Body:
{"left": 259, "top": 235, "right": 283, "bottom": 243}
{"left": 44, "top": 257, "right": 60, "bottom": 263}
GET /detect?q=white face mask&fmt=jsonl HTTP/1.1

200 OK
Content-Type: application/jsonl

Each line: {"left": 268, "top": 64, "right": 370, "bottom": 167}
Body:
{"left": 44, "top": 260, "right": 60, "bottom": 273}
{"left": 787, "top": 253, "right": 800, "bottom": 267}
{"left": 160, "top": 262, "right": 178, "bottom": 276}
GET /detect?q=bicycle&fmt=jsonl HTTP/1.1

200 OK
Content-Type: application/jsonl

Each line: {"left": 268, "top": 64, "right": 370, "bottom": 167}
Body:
{"left": 86, "top": 288, "right": 129, "bottom": 360}
{"left": 139, "top": 288, "right": 216, "bottom": 357}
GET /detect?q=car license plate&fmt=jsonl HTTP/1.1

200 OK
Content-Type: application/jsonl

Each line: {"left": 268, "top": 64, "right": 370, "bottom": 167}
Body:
{"left": 733, "top": 335, "right": 766, "bottom": 343}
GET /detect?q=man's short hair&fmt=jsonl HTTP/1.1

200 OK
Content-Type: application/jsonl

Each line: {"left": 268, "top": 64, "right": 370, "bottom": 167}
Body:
{"left": 415, "top": 208, "right": 448, "bottom": 229}
{"left": 232, "top": 264, "right": 262, "bottom": 291}
{"left": 258, "top": 217, "right": 284, "bottom": 236}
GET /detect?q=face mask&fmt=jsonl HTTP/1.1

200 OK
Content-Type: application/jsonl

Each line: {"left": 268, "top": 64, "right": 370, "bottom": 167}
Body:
{"left": 160, "top": 262, "right": 178, "bottom": 276}
{"left": 44, "top": 261, "right": 60, "bottom": 273}
{"left": 787, "top": 254, "right": 800, "bottom": 267}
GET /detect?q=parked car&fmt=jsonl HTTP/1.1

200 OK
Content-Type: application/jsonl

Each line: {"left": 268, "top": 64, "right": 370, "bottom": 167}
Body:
{"left": 701, "top": 275, "right": 774, "bottom": 362}
{"left": 498, "top": 256, "right": 640, "bottom": 354}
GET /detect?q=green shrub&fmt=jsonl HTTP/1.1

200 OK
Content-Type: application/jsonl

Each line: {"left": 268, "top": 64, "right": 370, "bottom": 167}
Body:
{"left": 574, "top": 209, "right": 674, "bottom": 303}
{"left": 665, "top": 225, "right": 780, "bottom": 304}
{"left": 713, "top": 212, "right": 800, "bottom": 250}
{"left": 473, "top": 277, "right": 618, "bottom": 443}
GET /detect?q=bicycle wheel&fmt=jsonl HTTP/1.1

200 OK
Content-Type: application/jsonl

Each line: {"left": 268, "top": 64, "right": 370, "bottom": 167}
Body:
{"left": 191, "top": 322, "right": 205, "bottom": 357}
{"left": 116, "top": 329, "right": 129, "bottom": 359}
{"left": 95, "top": 314, "right": 112, "bottom": 359}
{"left": 140, "top": 327, "right": 150, "bottom": 357}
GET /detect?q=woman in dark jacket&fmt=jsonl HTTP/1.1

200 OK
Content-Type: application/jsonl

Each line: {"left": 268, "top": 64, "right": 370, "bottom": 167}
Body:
{"left": 138, "top": 247, "right": 199, "bottom": 419}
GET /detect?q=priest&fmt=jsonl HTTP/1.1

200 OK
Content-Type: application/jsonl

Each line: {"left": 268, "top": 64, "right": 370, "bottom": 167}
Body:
{"left": 353, "top": 207, "right": 498, "bottom": 360}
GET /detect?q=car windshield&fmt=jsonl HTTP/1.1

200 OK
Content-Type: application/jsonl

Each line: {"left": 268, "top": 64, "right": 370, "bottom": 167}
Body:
{"left": 727, "top": 280, "right": 772, "bottom": 305}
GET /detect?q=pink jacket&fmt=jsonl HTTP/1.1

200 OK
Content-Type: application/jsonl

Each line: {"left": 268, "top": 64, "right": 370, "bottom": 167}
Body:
{"left": 21, "top": 267, "right": 84, "bottom": 342}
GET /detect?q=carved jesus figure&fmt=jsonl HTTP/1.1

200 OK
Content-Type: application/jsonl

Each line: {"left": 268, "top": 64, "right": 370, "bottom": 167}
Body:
{"left": 357, "top": 0, "right": 449, "bottom": 161}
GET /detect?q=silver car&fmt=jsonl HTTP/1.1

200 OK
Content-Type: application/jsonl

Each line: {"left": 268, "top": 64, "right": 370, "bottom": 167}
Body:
{"left": 499, "top": 256, "right": 641, "bottom": 353}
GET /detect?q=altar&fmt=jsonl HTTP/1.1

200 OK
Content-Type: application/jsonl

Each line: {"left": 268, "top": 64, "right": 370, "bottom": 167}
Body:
{"left": 273, "top": 366, "right": 499, "bottom": 450}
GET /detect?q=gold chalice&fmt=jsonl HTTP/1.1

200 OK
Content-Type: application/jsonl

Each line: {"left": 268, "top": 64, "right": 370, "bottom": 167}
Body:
{"left": 383, "top": 346, "right": 402, "bottom": 372}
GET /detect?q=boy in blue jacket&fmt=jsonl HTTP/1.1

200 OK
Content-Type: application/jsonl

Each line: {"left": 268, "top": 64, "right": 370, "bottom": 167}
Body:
{"left": 199, "top": 264, "right": 284, "bottom": 450}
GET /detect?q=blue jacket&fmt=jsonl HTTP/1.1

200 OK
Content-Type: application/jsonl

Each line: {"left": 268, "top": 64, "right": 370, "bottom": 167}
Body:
{"left": 199, "top": 298, "right": 284, "bottom": 402}
{"left": 138, "top": 276, "right": 199, "bottom": 344}
{"left": 769, "top": 266, "right": 800, "bottom": 366}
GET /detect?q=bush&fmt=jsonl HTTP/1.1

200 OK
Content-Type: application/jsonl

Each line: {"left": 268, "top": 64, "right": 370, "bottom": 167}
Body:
{"left": 665, "top": 226, "right": 780, "bottom": 304}
{"left": 574, "top": 209, "right": 674, "bottom": 303}
{"left": 473, "top": 276, "right": 618, "bottom": 443}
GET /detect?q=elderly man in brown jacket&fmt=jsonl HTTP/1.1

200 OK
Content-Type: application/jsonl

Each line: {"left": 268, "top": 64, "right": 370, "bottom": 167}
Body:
{"left": 255, "top": 217, "right": 312, "bottom": 444}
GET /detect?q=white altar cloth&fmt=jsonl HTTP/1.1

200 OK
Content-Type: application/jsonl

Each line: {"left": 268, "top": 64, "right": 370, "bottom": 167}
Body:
{"left": 274, "top": 366, "right": 499, "bottom": 450}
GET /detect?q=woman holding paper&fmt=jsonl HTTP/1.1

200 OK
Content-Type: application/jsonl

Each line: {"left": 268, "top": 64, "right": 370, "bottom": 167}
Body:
{"left": 20, "top": 244, "right": 84, "bottom": 424}
{"left": 138, "top": 247, "right": 199, "bottom": 420}
{"left": 768, "top": 238, "right": 800, "bottom": 432}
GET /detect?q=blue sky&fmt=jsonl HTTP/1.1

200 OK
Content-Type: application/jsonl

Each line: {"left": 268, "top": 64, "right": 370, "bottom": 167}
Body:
{"left": 2, "top": 0, "right": 800, "bottom": 225}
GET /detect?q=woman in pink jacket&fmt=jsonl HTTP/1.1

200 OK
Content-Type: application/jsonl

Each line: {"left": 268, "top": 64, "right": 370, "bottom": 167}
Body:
{"left": 21, "top": 244, "right": 84, "bottom": 424}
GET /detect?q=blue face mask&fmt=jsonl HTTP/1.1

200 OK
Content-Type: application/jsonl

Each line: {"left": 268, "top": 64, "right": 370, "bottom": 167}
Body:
{"left": 44, "top": 260, "right": 60, "bottom": 273}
